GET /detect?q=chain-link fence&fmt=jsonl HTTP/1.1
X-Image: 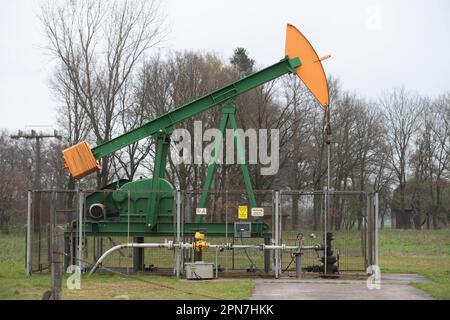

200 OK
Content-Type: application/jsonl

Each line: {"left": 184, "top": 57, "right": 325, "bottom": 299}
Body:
{"left": 280, "top": 191, "right": 377, "bottom": 276}
{"left": 28, "top": 190, "right": 79, "bottom": 274}
{"left": 179, "top": 190, "right": 274, "bottom": 277}
{"left": 27, "top": 189, "right": 378, "bottom": 278}
{"left": 27, "top": 189, "right": 177, "bottom": 276}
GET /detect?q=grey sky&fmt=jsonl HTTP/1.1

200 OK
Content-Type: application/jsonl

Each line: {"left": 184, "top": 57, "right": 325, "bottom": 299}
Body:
{"left": 1, "top": 0, "right": 449, "bottom": 132}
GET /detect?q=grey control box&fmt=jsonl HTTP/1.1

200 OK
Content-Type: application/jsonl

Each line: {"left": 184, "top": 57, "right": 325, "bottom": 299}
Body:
{"left": 234, "top": 221, "right": 252, "bottom": 238}
{"left": 185, "top": 261, "right": 214, "bottom": 280}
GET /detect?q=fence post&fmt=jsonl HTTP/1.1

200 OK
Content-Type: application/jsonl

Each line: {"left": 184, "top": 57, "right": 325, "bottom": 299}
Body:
{"left": 176, "top": 190, "right": 181, "bottom": 278}
{"left": 77, "top": 191, "right": 84, "bottom": 271}
{"left": 26, "top": 190, "right": 32, "bottom": 277}
{"left": 274, "top": 191, "right": 280, "bottom": 278}
{"left": 374, "top": 192, "right": 379, "bottom": 267}
{"left": 324, "top": 188, "right": 330, "bottom": 275}
{"left": 50, "top": 226, "right": 64, "bottom": 300}
{"left": 366, "top": 193, "right": 371, "bottom": 267}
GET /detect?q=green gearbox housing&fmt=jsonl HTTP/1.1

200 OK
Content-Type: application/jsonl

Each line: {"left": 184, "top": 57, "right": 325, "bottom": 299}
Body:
{"left": 86, "top": 178, "right": 175, "bottom": 228}
{"left": 80, "top": 177, "right": 271, "bottom": 238}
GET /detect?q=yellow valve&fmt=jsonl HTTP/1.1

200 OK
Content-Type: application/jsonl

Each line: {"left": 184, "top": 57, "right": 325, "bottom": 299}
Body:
{"left": 194, "top": 232, "right": 205, "bottom": 241}
{"left": 193, "top": 232, "right": 208, "bottom": 252}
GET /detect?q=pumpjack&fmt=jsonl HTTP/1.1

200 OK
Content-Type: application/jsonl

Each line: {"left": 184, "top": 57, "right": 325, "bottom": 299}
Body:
{"left": 62, "top": 24, "right": 330, "bottom": 270}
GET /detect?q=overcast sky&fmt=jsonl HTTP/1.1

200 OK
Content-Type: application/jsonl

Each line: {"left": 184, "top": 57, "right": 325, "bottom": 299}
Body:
{"left": 1, "top": 0, "right": 449, "bottom": 132}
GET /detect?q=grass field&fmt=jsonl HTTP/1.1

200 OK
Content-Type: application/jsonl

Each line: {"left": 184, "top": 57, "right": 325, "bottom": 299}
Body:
{"left": 0, "top": 233, "right": 253, "bottom": 300}
{"left": 0, "top": 228, "right": 448, "bottom": 299}
{"left": 377, "top": 229, "right": 450, "bottom": 300}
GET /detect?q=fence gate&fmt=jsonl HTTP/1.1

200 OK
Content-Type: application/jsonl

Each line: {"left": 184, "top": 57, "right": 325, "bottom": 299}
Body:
{"left": 279, "top": 191, "right": 378, "bottom": 276}
{"left": 27, "top": 190, "right": 79, "bottom": 275}
{"left": 179, "top": 190, "right": 275, "bottom": 277}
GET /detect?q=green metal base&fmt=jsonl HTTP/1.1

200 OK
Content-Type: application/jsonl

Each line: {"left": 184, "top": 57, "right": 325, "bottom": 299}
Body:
{"left": 64, "top": 221, "right": 272, "bottom": 238}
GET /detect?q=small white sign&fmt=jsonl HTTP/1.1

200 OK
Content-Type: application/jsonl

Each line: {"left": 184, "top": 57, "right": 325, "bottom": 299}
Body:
{"left": 196, "top": 208, "right": 207, "bottom": 215}
{"left": 251, "top": 207, "right": 264, "bottom": 217}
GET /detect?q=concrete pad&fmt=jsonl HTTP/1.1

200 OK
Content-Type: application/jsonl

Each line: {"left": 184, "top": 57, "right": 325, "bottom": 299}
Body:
{"left": 251, "top": 275, "right": 435, "bottom": 300}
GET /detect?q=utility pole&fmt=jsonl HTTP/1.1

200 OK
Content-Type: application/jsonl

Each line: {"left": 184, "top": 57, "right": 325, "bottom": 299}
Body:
{"left": 11, "top": 129, "right": 62, "bottom": 190}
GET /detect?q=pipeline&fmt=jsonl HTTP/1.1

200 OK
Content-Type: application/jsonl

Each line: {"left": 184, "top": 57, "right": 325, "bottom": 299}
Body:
{"left": 89, "top": 241, "right": 321, "bottom": 275}
{"left": 89, "top": 242, "right": 176, "bottom": 275}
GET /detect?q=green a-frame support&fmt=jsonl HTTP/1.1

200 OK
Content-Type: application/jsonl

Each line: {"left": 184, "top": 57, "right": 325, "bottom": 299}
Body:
{"left": 196, "top": 102, "right": 256, "bottom": 223}
{"left": 141, "top": 102, "right": 257, "bottom": 225}
{"left": 148, "top": 128, "right": 173, "bottom": 227}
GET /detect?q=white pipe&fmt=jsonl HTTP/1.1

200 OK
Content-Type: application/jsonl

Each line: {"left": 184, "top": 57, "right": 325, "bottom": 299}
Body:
{"left": 262, "top": 244, "right": 319, "bottom": 251}
{"left": 89, "top": 242, "right": 174, "bottom": 275}
{"left": 89, "top": 241, "right": 322, "bottom": 275}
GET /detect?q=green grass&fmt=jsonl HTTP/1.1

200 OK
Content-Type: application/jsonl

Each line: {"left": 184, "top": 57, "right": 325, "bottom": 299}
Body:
{"left": 378, "top": 228, "right": 450, "bottom": 300}
{"left": 414, "top": 272, "right": 450, "bottom": 300}
{"left": 0, "top": 227, "right": 449, "bottom": 299}
{"left": 379, "top": 255, "right": 450, "bottom": 300}
{"left": 0, "top": 231, "right": 253, "bottom": 300}
{"left": 0, "top": 272, "right": 254, "bottom": 300}
{"left": 379, "top": 228, "right": 450, "bottom": 256}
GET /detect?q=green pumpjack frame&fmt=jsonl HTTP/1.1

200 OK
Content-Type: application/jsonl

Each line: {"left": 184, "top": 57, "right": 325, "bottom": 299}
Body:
{"left": 65, "top": 57, "right": 301, "bottom": 241}
{"left": 196, "top": 103, "right": 257, "bottom": 221}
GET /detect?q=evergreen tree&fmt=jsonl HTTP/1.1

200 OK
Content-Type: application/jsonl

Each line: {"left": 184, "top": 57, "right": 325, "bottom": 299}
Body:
{"left": 230, "top": 47, "right": 255, "bottom": 77}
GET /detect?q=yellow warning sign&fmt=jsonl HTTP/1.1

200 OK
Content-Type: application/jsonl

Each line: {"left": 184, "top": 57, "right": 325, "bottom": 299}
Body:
{"left": 238, "top": 206, "right": 248, "bottom": 219}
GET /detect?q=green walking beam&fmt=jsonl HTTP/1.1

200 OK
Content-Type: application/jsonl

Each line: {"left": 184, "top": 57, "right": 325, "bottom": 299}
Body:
{"left": 63, "top": 57, "right": 301, "bottom": 180}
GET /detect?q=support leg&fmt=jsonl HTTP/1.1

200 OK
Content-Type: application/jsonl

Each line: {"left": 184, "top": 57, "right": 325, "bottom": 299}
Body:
{"left": 264, "top": 237, "right": 270, "bottom": 273}
{"left": 133, "top": 237, "right": 145, "bottom": 272}
{"left": 228, "top": 110, "right": 257, "bottom": 208}
{"left": 196, "top": 106, "right": 231, "bottom": 223}
{"left": 194, "top": 251, "right": 202, "bottom": 262}
{"left": 148, "top": 129, "right": 172, "bottom": 228}
{"left": 71, "top": 235, "right": 76, "bottom": 268}
{"left": 64, "top": 236, "right": 70, "bottom": 270}
{"left": 196, "top": 103, "right": 257, "bottom": 223}
{"left": 93, "top": 237, "right": 104, "bottom": 264}
{"left": 51, "top": 227, "right": 64, "bottom": 300}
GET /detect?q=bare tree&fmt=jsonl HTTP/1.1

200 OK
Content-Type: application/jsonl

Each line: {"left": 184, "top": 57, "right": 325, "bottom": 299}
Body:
{"left": 370, "top": 129, "right": 394, "bottom": 229}
{"left": 278, "top": 76, "right": 315, "bottom": 226}
{"left": 110, "top": 76, "right": 152, "bottom": 181}
{"left": 51, "top": 64, "right": 93, "bottom": 191}
{"left": 411, "top": 95, "right": 450, "bottom": 228}
{"left": 431, "top": 95, "right": 450, "bottom": 225}
{"left": 380, "top": 88, "right": 424, "bottom": 228}
{"left": 40, "top": 0, "right": 166, "bottom": 187}
{"left": 0, "top": 132, "right": 30, "bottom": 232}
